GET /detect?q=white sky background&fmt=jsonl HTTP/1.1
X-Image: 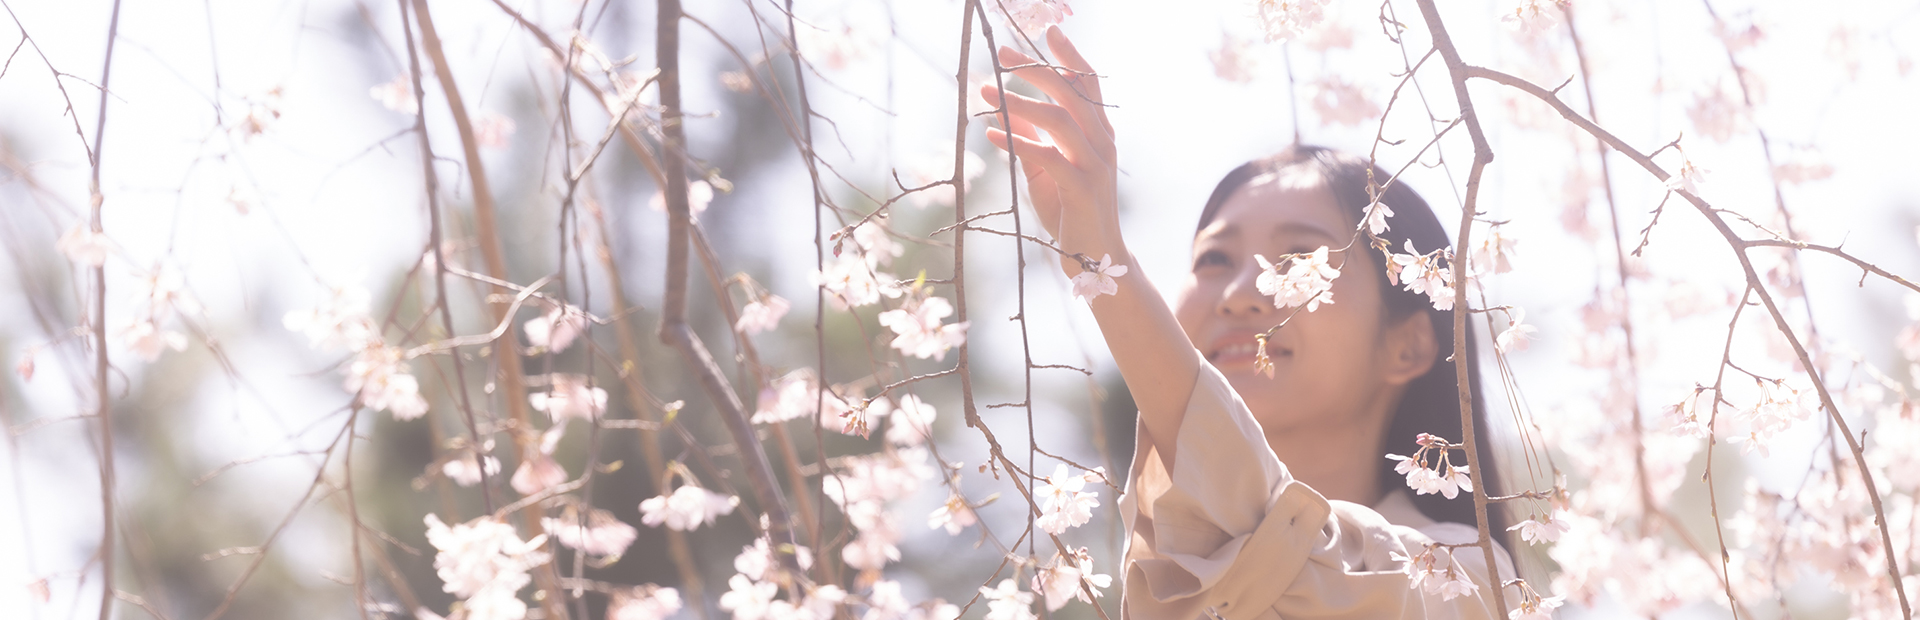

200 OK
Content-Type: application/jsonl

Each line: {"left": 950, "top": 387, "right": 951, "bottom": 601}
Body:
{"left": 1, "top": 0, "right": 1918, "bottom": 616}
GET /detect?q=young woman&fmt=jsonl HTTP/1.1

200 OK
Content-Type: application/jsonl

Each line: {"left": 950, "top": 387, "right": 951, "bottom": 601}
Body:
{"left": 981, "top": 27, "right": 1514, "bottom": 618}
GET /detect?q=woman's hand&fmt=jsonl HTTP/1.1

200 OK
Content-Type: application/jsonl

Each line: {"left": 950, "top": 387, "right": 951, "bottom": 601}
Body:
{"left": 982, "top": 28, "right": 1203, "bottom": 468}
{"left": 982, "top": 27, "right": 1121, "bottom": 274}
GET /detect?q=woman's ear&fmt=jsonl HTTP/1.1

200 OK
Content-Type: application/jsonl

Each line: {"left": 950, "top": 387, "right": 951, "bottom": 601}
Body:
{"left": 1381, "top": 311, "right": 1437, "bottom": 386}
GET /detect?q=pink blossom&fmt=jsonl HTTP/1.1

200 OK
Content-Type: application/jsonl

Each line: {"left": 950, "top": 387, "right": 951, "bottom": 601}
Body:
{"left": 1495, "top": 307, "right": 1537, "bottom": 353}
{"left": 994, "top": 0, "right": 1072, "bottom": 36}
{"left": 510, "top": 453, "right": 567, "bottom": 495}
{"left": 640, "top": 485, "right": 738, "bottom": 531}
{"left": 1255, "top": 0, "right": 1328, "bottom": 43}
{"left": 1254, "top": 246, "right": 1340, "bottom": 311}
{"left": 1034, "top": 464, "right": 1100, "bottom": 535}
{"left": 57, "top": 225, "right": 115, "bottom": 267}
{"left": 422, "top": 514, "right": 549, "bottom": 619}
{"left": 1069, "top": 254, "right": 1127, "bottom": 302}
{"left": 530, "top": 374, "right": 608, "bottom": 422}
{"left": 978, "top": 579, "right": 1036, "bottom": 620}
{"left": 370, "top": 75, "right": 419, "bottom": 115}
{"left": 541, "top": 508, "right": 638, "bottom": 559}
{"left": 928, "top": 493, "right": 977, "bottom": 535}
{"left": 877, "top": 295, "right": 969, "bottom": 361}
{"left": 119, "top": 319, "right": 188, "bottom": 362}
{"left": 1507, "top": 512, "right": 1571, "bottom": 545}
{"left": 611, "top": 586, "right": 682, "bottom": 620}
{"left": 523, "top": 304, "right": 588, "bottom": 353}
{"left": 737, "top": 295, "right": 791, "bottom": 335}
{"left": 442, "top": 452, "right": 501, "bottom": 487}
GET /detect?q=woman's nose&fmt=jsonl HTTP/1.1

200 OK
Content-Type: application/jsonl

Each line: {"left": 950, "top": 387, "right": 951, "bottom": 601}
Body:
{"left": 1217, "top": 260, "right": 1272, "bottom": 317}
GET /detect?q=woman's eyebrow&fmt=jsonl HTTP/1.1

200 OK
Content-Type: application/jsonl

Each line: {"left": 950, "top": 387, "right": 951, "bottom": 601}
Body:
{"left": 1271, "top": 221, "right": 1338, "bottom": 241}
{"left": 1195, "top": 223, "right": 1240, "bottom": 244}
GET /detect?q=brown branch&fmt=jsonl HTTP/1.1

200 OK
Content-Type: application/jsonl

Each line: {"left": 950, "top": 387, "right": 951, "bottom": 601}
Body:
{"left": 86, "top": 2, "right": 125, "bottom": 618}
{"left": 1408, "top": 1, "right": 1509, "bottom": 615}
{"left": 1467, "top": 63, "right": 1912, "bottom": 620}
{"left": 655, "top": 0, "right": 800, "bottom": 576}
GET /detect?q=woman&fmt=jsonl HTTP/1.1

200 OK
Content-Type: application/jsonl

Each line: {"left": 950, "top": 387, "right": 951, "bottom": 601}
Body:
{"left": 981, "top": 27, "right": 1515, "bottom": 619}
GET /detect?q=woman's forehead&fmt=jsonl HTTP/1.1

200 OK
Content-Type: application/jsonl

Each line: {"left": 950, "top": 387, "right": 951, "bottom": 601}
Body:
{"left": 1201, "top": 171, "right": 1347, "bottom": 241}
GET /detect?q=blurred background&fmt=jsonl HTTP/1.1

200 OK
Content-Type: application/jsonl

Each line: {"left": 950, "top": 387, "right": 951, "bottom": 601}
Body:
{"left": 2, "top": 0, "right": 1918, "bottom": 618}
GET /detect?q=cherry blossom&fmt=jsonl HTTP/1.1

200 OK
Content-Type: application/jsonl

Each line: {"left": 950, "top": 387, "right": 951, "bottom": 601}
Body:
{"left": 1254, "top": 246, "right": 1340, "bottom": 311}
{"left": 523, "top": 304, "right": 588, "bottom": 353}
{"left": 1388, "top": 241, "right": 1457, "bottom": 311}
{"left": 1508, "top": 592, "right": 1564, "bottom": 620}
{"left": 346, "top": 345, "right": 430, "bottom": 420}
{"left": 978, "top": 579, "right": 1037, "bottom": 620}
{"left": 719, "top": 574, "right": 779, "bottom": 620}
{"left": 119, "top": 319, "right": 187, "bottom": 362}
{"left": 1210, "top": 31, "right": 1259, "bottom": 83}
{"left": 1495, "top": 307, "right": 1538, "bottom": 353}
{"left": 57, "top": 225, "right": 115, "bottom": 267}
{"left": 853, "top": 221, "right": 905, "bottom": 266}
{"left": 1665, "top": 156, "right": 1708, "bottom": 194}
{"left": 877, "top": 294, "right": 969, "bottom": 361}
{"left": 640, "top": 484, "right": 738, "bottom": 531}
{"left": 284, "top": 284, "right": 377, "bottom": 350}
{"left": 994, "top": 0, "right": 1071, "bottom": 36}
{"left": 1364, "top": 201, "right": 1395, "bottom": 236}
{"left": 541, "top": 508, "right": 638, "bottom": 560}
{"left": 864, "top": 580, "right": 909, "bottom": 620}
{"left": 1309, "top": 76, "right": 1381, "bottom": 127}
{"left": 1255, "top": 0, "right": 1328, "bottom": 43}
{"left": 530, "top": 373, "right": 608, "bottom": 422}
{"left": 904, "top": 601, "right": 960, "bottom": 620}
{"left": 475, "top": 111, "right": 516, "bottom": 149}
{"left": 1034, "top": 464, "right": 1101, "bottom": 535}
{"left": 1069, "top": 254, "right": 1127, "bottom": 302}
{"left": 650, "top": 180, "right": 715, "bottom": 219}
{"left": 1508, "top": 511, "right": 1571, "bottom": 545}
{"left": 510, "top": 452, "right": 567, "bottom": 495}
{"left": 734, "top": 537, "right": 814, "bottom": 582}
{"left": 1499, "top": 0, "right": 1563, "bottom": 36}
{"left": 813, "top": 255, "right": 902, "bottom": 309}
{"left": 1031, "top": 549, "right": 1109, "bottom": 611}
{"left": 901, "top": 142, "right": 986, "bottom": 208}
{"left": 1470, "top": 224, "right": 1519, "bottom": 275}
{"left": 370, "top": 74, "right": 419, "bottom": 115}
{"left": 737, "top": 294, "right": 791, "bottom": 335}
{"left": 886, "top": 394, "right": 937, "bottom": 446}
{"left": 422, "top": 514, "right": 550, "bottom": 620}
{"left": 442, "top": 451, "right": 501, "bottom": 487}
{"left": 927, "top": 493, "right": 977, "bottom": 535}
{"left": 1387, "top": 434, "right": 1473, "bottom": 499}
{"left": 611, "top": 586, "right": 682, "bottom": 620}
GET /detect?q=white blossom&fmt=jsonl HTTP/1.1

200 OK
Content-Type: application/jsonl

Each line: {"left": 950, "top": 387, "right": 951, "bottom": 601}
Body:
{"left": 1364, "top": 201, "right": 1395, "bottom": 236}
{"left": 370, "top": 74, "right": 419, "bottom": 115}
{"left": 853, "top": 221, "right": 905, "bottom": 266}
{"left": 524, "top": 304, "right": 588, "bottom": 353}
{"left": 863, "top": 580, "right": 910, "bottom": 620}
{"left": 1254, "top": 246, "right": 1339, "bottom": 311}
{"left": 612, "top": 586, "right": 682, "bottom": 620}
{"left": 511, "top": 453, "right": 567, "bottom": 495}
{"left": 812, "top": 255, "right": 902, "bottom": 310}
{"left": 1255, "top": 0, "right": 1328, "bottom": 43}
{"left": 1034, "top": 464, "right": 1101, "bottom": 535}
{"left": 994, "top": 0, "right": 1072, "bottom": 36}
{"left": 734, "top": 537, "right": 814, "bottom": 582}
{"left": 1495, "top": 307, "right": 1538, "bottom": 354}
{"left": 1499, "top": 1, "right": 1563, "bottom": 36}
{"left": 1665, "top": 157, "right": 1708, "bottom": 194}
{"left": 1070, "top": 254, "right": 1127, "bottom": 302}
{"left": 640, "top": 485, "right": 738, "bottom": 531}
{"left": 422, "top": 514, "right": 550, "bottom": 620}
{"left": 877, "top": 296, "right": 969, "bottom": 361}
{"left": 901, "top": 143, "right": 985, "bottom": 208}
{"left": 541, "top": 508, "right": 638, "bottom": 560}
{"left": 119, "top": 319, "right": 187, "bottom": 362}
{"left": 1508, "top": 512, "right": 1572, "bottom": 545}
{"left": 928, "top": 493, "right": 977, "bottom": 535}
{"left": 442, "top": 452, "right": 501, "bottom": 487}
{"left": 651, "top": 180, "right": 715, "bottom": 219}
{"left": 978, "top": 579, "right": 1036, "bottom": 620}
{"left": 530, "top": 374, "right": 608, "bottom": 422}
{"left": 886, "top": 394, "right": 937, "bottom": 447}
{"left": 737, "top": 295, "right": 791, "bottom": 335}
{"left": 719, "top": 574, "right": 778, "bottom": 620}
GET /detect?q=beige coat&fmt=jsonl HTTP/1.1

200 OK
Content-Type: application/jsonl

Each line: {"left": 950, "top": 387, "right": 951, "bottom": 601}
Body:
{"left": 1120, "top": 363, "right": 1515, "bottom": 619}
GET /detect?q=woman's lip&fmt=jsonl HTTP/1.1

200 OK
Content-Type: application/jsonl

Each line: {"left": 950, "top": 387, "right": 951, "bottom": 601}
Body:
{"left": 1205, "top": 334, "right": 1292, "bottom": 362}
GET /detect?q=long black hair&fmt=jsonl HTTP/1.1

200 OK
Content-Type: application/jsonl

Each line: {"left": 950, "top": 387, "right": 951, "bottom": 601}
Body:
{"left": 1193, "top": 145, "right": 1504, "bottom": 532}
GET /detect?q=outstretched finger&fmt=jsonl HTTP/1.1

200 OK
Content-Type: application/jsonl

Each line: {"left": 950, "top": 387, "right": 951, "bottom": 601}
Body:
{"left": 985, "top": 126, "right": 1073, "bottom": 182}
{"left": 981, "top": 84, "right": 1099, "bottom": 169}
{"left": 1044, "top": 27, "right": 1112, "bottom": 136}
{"left": 996, "top": 46, "right": 1114, "bottom": 160}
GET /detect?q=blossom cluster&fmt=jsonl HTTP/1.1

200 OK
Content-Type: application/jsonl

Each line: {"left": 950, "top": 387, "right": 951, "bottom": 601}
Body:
{"left": 284, "top": 284, "right": 430, "bottom": 420}
{"left": 421, "top": 514, "right": 552, "bottom": 620}
{"left": 1384, "top": 433, "right": 1474, "bottom": 500}
{"left": 1254, "top": 246, "right": 1340, "bottom": 311}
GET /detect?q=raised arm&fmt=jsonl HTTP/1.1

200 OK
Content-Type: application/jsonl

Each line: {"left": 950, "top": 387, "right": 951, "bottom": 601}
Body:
{"left": 981, "top": 27, "right": 1201, "bottom": 467}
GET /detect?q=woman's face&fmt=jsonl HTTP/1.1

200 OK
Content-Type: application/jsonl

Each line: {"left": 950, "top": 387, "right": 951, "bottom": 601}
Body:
{"left": 1173, "top": 170, "right": 1410, "bottom": 438}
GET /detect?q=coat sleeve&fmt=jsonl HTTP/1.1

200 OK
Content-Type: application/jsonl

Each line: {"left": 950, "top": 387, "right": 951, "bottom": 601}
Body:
{"left": 1118, "top": 363, "right": 1514, "bottom": 620}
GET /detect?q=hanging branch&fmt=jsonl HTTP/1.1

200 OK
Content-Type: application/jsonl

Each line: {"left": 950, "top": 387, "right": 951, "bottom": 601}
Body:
{"left": 1463, "top": 63, "right": 1913, "bottom": 620}
{"left": 86, "top": 2, "right": 126, "bottom": 619}
{"left": 653, "top": 0, "right": 800, "bottom": 575}
{"left": 1408, "top": 1, "right": 1509, "bottom": 615}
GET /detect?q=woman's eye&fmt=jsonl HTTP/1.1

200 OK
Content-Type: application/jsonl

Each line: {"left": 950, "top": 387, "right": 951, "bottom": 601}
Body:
{"left": 1193, "top": 250, "right": 1230, "bottom": 270}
